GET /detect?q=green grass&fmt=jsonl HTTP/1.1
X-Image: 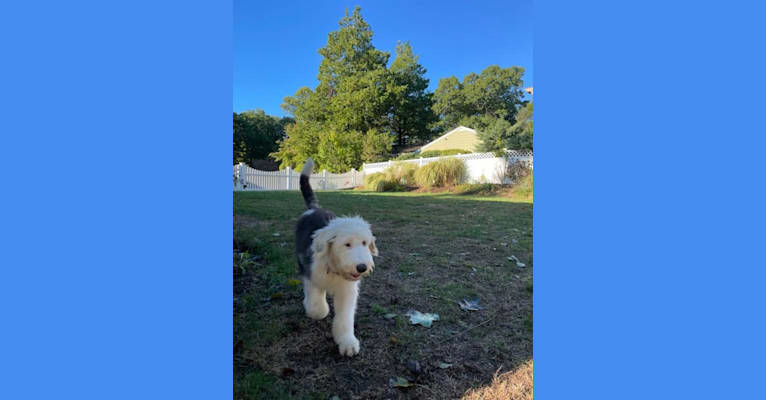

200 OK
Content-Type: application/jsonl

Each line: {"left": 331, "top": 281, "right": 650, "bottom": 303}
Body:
{"left": 233, "top": 189, "right": 532, "bottom": 399}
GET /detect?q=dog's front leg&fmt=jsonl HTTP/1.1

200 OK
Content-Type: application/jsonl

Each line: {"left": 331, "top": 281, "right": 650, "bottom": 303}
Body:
{"left": 303, "top": 279, "right": 329, "bottom": 320}
{"left": 332, "top": 282, "right": 360, "bottom": 356}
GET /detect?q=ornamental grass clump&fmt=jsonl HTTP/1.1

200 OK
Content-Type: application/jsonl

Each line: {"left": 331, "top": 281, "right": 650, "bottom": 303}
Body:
{"left": 414, "top": 158, "right": 467, "bottom": 187}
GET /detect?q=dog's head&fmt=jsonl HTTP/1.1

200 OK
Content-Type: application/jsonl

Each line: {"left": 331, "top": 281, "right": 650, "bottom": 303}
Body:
{"left": 312, "top": 216, "right": 378, "bottom": 281}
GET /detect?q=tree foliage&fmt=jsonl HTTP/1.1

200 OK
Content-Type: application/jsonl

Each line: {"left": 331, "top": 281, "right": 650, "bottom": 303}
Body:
{"left": 271, "top": 7, "right": 399, "bottom": 172}
{"left": 433, "top": 65, "right": 531, "bottom": 150}
{"left": 476, "top": 101, "right": 532, "bottom": 151}
{"left": 388, "top": 41, "right": 437, "bottom": 147}
{"left": 253, "top": 7, "right": 533, "bottom": 173}
{"left": 233, "top": 110, "right": 294, "bottom": 165}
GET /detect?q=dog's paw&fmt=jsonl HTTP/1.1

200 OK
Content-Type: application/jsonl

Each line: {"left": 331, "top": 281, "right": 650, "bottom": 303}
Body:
{"left": 305, "top": 300, "right": 330, "bottom": 320}
{"left": 336, "top": 335, "right": 360, "bottom": 357}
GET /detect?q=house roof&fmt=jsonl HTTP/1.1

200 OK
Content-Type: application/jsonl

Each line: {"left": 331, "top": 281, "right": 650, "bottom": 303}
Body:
{"left": 419, "top": 126, "right": 478, "bottom": 152}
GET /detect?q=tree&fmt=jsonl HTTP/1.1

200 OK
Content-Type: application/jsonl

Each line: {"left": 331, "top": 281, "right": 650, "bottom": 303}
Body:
{"left": 233, "top": 110, "right": 293, "bottom": 165}
{"left": 388, "top": 41, "right": 437, "bottom": 147}
{"left": 433, "top": 65, "right": 530, "bottom": 151}
{"left": 507, "top": 101, "right": 532, "bottom": 150}
{"left": 476, "top": 102, "right": 533, "bottom": 151}
{"left": 272, "top": 7, "right": 395, "bottom": 172}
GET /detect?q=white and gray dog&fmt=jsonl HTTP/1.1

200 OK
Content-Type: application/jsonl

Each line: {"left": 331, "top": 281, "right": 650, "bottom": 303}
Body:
{"left": 295, "top": 158, "right": 378, "bottom": 356}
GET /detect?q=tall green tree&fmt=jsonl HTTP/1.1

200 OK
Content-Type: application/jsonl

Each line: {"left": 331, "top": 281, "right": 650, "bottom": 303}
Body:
{"left": 272, "top": 7, "right": 395, "bottom": 172}
{"left": 388, "top": 41, "right": 437, "bottom": 147}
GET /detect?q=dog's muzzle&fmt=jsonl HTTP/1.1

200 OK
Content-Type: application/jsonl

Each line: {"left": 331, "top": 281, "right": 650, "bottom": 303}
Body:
{"left": 343, "top": 264, "right": 373, "bottom": 281}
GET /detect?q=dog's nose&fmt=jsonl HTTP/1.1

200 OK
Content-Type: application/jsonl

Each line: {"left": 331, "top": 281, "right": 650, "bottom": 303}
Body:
{"left": 356, "top": 264, "right": 367, "bottom": 273}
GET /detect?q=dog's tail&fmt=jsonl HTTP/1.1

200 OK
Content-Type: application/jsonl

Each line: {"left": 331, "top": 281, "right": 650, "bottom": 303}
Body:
{"left": 300, "top": 158, "right": 318, "bottom": 209}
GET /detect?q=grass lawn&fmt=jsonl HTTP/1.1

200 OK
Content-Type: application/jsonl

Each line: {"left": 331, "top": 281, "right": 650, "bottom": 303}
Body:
{"left": 234, "top": 189, "right": 532, "bottom": 400}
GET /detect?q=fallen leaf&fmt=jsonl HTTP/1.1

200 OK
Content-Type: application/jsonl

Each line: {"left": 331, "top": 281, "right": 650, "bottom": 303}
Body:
{"left": 287, "top": 278, "right": 302, "bottom": 286}
{"left": 279, "top": 241, "right": 288, "bottom": 247}
{"left": 406, "top": 310, "right": 439, "bottom": 327}
{"left": 390, "top": 336, "right": 400, "bottom": 344}
{"left": 458, "top": 298, "right": 484, "bottom": 311}
{"left": 507, "top": 255, "right": 526, "bottom": 267}
{"left": 438, "top": 362, "right": 454, "bottom": 369}
{"left": 389, "top": 377, "right": 414, "bottom": 388}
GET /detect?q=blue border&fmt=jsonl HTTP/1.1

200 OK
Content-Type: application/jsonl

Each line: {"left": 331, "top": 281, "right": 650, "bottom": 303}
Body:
{"left": 3, "top": 0, "right": 766, "bottom": 399}
{"left": 536, "top": 0, "right": 766, "bottom": 398}
{"left": 1, "top": 1, "right": 232, "bottom": 398}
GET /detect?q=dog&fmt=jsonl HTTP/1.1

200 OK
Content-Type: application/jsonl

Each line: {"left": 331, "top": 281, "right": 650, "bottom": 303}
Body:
{"left": 295, "top": 158, "right": 378, "bottom": 356}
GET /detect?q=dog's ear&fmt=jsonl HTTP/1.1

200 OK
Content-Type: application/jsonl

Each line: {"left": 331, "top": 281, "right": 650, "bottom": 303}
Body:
{"left": 368, "top": 235, "right": 378, "bottom": 257}
{"left": 311, "top": 228, "right": 336, "bottom": 265}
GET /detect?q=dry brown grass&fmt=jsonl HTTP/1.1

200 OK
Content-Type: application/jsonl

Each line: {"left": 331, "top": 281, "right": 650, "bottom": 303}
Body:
{"left": 461, "top": 360, "right": 533, "bottom": 400}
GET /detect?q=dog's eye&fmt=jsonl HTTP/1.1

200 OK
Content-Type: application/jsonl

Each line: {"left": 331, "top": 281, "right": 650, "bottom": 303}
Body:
{"left": 345, "top": 243, "right": 351, "bottom": 248}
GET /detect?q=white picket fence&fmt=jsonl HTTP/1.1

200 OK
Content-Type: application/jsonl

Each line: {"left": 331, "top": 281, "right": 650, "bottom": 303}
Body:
{"left": 233, "top": 163, "right": 361, "bottom": 191}
{"left": 362, "top": 150, "right": 532, "bottom": 184}
{"left": 234, "top": 150, "right": 532, "bottom": 191}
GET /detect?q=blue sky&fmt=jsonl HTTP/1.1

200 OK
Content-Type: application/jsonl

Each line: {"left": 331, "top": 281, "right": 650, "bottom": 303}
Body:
{"left": 234, "top": 0, "right": 533, "bottom": 116}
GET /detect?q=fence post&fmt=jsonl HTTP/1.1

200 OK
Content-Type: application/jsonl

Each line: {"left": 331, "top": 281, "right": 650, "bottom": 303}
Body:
{"left": 322, "top": 169, "right": 327, "bottom": 190}
{"left": 286, "top": 166, "right": 292, "bottom": 190}
{"left": 234, "top": 163, "right": 240, "bottom": 191}
{"left": 419, "top": 157, "right": 423, "bottom": 167}
{"left": 351, "top": 168, "right": 356, "bottom": 187}
{"left": 240, "top": 162, "right": 248, "bottom": 191}
{"left": 388, "top": 160, "right": 392, "bottom": 168}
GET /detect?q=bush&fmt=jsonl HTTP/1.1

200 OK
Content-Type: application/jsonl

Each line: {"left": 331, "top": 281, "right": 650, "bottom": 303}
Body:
{"left": 374, "top": 180, "right": 404, "bottom": 192}
{"left": 414, "top": 158, "right": 467, "bottom": 187}
{"left": 453, "top": 183, "right": 500, "bottom": 195}
{"left": 393, "top": 152, "right": 417, "bottom": 160}
{"left": 419, "top": 149, "right": 471, "bottom": 158}
{"left": 362, "top": 171, "right": 405, "bottom": 192}
{"left": 393, "top": 149, "right": 471, "bottom": 161}
{"left": 363, "top": 172, "right": 385, "bottom": 190}
{"left": 505, "top": 160, "right": 532, "bottom": 184}
{"left": 383, "top": 162, "right": 419, "bottom": 186}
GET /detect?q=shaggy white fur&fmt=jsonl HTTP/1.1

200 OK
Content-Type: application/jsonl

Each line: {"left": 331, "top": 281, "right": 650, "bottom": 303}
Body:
{"left": 303, "top": 216, "right": 378, "bottom": 356}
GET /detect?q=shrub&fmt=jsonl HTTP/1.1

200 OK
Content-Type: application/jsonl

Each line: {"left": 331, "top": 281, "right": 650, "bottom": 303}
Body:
{"left": 393, "top": 152, "right": 417, "bottom": 161}
{"left": 505, "top": 159, "right": 532, "bottom": 184}
{"left": 362, "top": 171, "right": 405, "bottom": 192}
{"left": 418, "top": 149, "right": 471, "bottom": 158}
{"left": 453, "top": 183, "right": 500, "bottom": 195}
{"left": 363, "top": 172, "right": 385, "bottom": 190}
{"left": 414, "top": 158, "right": 467, "bottom": 187}
{"left": 374, "top": 180, "right": 404, "bottom": 192}
{"left": 393, "top": 149, "right": 471, "bottom": 161}
{"left": 383, "top": 162, "right": 419, "bottom": 186}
